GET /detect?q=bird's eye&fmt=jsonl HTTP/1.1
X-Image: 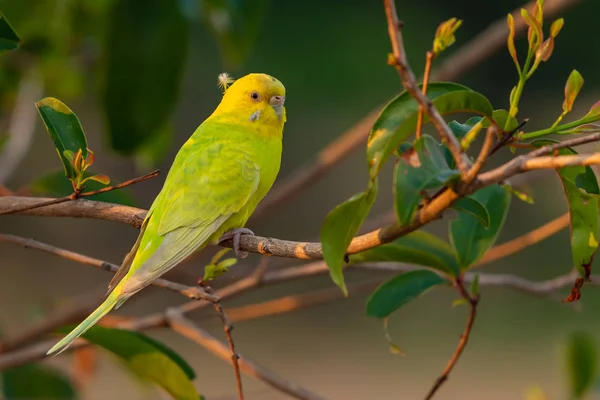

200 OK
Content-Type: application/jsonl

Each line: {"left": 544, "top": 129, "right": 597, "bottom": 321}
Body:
{"left": 250, "top": 91, "right": 260, "bottom": 101}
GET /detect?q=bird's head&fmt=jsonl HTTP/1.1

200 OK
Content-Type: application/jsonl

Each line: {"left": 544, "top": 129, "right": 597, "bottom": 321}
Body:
{"left": 216, "top": 73, "right": 286, "bottom": 129}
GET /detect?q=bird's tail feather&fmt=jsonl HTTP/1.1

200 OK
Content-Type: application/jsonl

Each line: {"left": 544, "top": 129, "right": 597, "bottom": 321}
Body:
{"left": 46, "top": 290, "right": 122, "bottom": 356}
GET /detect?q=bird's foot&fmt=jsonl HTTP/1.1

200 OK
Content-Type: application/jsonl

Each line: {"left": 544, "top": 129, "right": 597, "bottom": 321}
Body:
{"left": 218, "top": 228, "right": 254, "bottom": 259}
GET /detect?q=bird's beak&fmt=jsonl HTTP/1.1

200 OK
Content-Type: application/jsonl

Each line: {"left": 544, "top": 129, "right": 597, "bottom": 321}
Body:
{"left": 269, "top": 95, "right": 285, "bottom": 120}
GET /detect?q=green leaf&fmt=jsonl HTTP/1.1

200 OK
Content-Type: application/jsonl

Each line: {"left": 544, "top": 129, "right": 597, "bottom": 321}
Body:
{"left": 102, "top": 0, "right": 188, "bottom": 155}
{"left": 200, "top": 0, "right": 269, "bottom": 68}
{"left": 56, "top": 325, "right": 199, "bottom": 400}
{"left": 36, "top": 98, "right": 88, "bottom": 180}
{"left": 451, "top": 196, "right": 491, "bottom": 228}
{"left": 0, "top": 12, "right": 20, "bottom": 53}
{"left": 448, "top": 120, "right": 474, "bottom": 139}
{"left": 394, "top": 134, "right": 460, "bottom": 226}
{"left": 506, "top": 14, "right": 520, "bottom": 73}
{"left": 566, "top": 332, "right": 598, "bottom": 399}
{"left": 563, "top": 70, "right": 584, "bottom": 114}
{"left": 433, "top": 17, "right": 462, "bottom": 54}
{"left": 366, "top": 270, "right": 447, "bottom": 318}
{"left": 490, "top": 109, "right": 518, "bottom": 132}
{"left": 449, "top": 184, "right": 511, "bottom": 269}
{"left": 367, "top": 82, "right": 493, "bottom": 179}
{"left": 321, "top": 182, "right": 378, "bottom": 295}
{"left": 1, "top": 364, "right": 76, "bottom": 399}
{"left": 350, "top": 230, "right": 459, "bottom": 277}
{"left": 31, "top": 169, "right": 135, "bottom": 206}
{"left": 532, "top": 140, "right": 599, "bottom": 277}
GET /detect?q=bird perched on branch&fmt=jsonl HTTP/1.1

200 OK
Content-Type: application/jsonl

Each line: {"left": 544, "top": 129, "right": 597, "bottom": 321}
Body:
{"left": 47, "top": 73, "right": 287, "bottom": 355}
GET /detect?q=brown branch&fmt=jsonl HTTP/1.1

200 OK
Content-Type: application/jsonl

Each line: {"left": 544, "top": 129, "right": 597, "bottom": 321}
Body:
{"left": 166, "top": 310, "right": 329, "bottom": 400}
{"left": 384, "top": 0, "right": 471, "bottom": 178}
{"left": 0, "top": 170, "right": 159, "bottom": 216}
{"left": 0, "top": 234, "right": 219, "bottom": 303}
{"left": 464, "top": 126, "right": 497, "bottom": 184}
{"left": 424, "top": 277, "right": 479, "bottom": 400}
{"left": 0, "top": 196, "right": 148, "bottom": 227}
{"left": 204, "top": 286, "right": 244, "bottom": 400}
{"left": 478, "top": 152, "right": 600, "bottom": 185}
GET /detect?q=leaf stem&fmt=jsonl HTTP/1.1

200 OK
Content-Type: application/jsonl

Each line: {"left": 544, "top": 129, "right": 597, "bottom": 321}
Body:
{"left": 520, "top": 115, "right": 600, "bottom": 140}
{"left": 424, "top": 276, "right": 479, "bottom": 400}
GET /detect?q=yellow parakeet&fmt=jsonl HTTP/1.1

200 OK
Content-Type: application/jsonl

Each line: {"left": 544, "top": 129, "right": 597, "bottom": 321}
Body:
{"left": 47, "top": 73, "right": 286, "bottom": 355}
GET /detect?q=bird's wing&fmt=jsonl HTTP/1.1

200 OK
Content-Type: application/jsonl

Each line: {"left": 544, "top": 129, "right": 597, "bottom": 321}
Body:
{"left": 115, "top": 137, "right": 261, "bottom": 295}
{"left": 156, "top": 138, "right": 261, "bottom": 236}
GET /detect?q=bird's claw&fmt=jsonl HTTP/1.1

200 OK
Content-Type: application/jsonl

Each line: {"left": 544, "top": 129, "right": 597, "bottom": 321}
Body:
{"left": 218, "top": 228, "right": 254, "bottom": 259}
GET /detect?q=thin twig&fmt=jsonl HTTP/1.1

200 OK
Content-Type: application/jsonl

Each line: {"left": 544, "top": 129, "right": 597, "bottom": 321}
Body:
{"left": 0, "top": 234, "right": 218, "bottom": 302}
{"left": 415, "top": 51, "right": 435, "bottom": 139}
{"left": 166, "top": 310, "right": 329, "bottom": 400}
{"left": 489, "top": 119, "right": 530, "bottom": 156}
{"left": 0, "top": 71, "right": 43, "bottom": 184}
{"left": 384, "top": 0, "right": 471, "bottom": 178}
{"left": 205, "top": 286, "right": 244, "bottom": 400}
{"left": 0, "top": 170, "right": 159, "bottom": 216}
{"left": 424, "top": 277, "right": 479, "bottom": 400}
{"left": 464, "top": 126, "right": 497, "bottom": 184}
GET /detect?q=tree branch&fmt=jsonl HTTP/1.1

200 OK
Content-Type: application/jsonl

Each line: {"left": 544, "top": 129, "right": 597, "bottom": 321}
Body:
{"left": 424, "top": 277, "right": 478, "bottom": 400}
{"left": 166, "top": 310, "right": 329, "bottom": 400}
{"left": 0, "top": 234, "right": 218, "bottom": 303}
{"left": 204, "top": 286, "right": 244, "bottom": 400}
{"left": 464, "top": 126, "right": 497, "bottom": 183}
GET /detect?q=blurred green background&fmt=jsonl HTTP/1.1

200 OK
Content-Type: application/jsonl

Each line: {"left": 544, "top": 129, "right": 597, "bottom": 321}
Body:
{"left": 1, "top": 0, "right": 600, "bottom": 399}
